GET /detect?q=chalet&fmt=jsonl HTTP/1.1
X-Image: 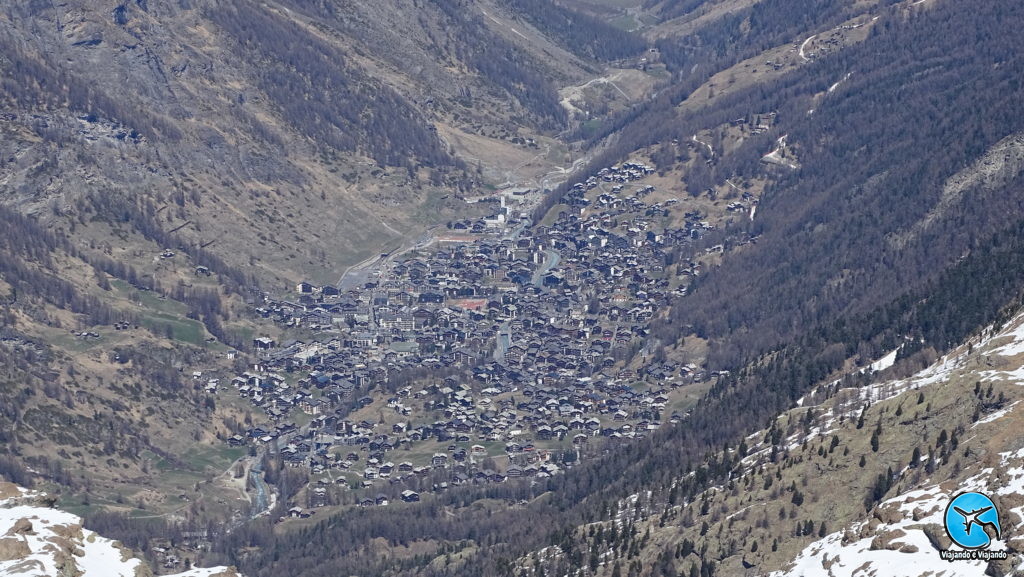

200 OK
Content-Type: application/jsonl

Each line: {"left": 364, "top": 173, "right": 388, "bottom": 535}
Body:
{"left": 253, "top": 337, "right": 276, "bottom": 350}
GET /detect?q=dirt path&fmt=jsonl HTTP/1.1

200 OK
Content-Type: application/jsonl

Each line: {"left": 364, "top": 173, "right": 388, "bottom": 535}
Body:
{"left": 692, "top": 134, "right": 715, "bottom": 158}
{"left": 798, "top": 34, "right": 816, "bottom": 61}
{"left": 761, "top": 135, "right": 798, "bottom": 170}
{"left": 499, "top": 144, "right": 552, "bottom": 188}
{"left": 559, "top": 71, "right": 631, "bottom": 115}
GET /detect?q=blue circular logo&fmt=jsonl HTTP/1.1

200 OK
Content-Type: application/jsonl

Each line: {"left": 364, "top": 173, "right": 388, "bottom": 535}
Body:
{"left": 944, "top": 492, "right": 1001, "bottom": 550}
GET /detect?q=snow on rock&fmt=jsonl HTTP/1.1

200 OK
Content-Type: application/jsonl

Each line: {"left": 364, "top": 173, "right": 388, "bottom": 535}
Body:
{"left": 809, "top": 314, "right": 1019, "bottom": 411}
{"left": 977, "top": 318, "right": 1024, "bottom": 385}
{"left": 757, "top": 316, "right": 1024, "bottom": 472}
{"left": 174, "top": 569, "right": 243, "bottom": 577}
{"left": 854, "top": 352, "right": 958, "bottom": 404}
{"left": 0, "top": 483, "right": 240, "bottom": 577}
{"left": 756, "top": 317, "right": 1024, "bottom": 576}
{"left": 993, "top": 448, "right": 1024, "bottom": 497}
{"left": 827, "top": 72, "right": 853, "bottom": 94}
{"left": 980, "top": 366, "right": 1024, "bottom": 385}
{"left": 774, "top": 409, "right": 1024, "bottom": 576}
{"left": 770, "top": 476, "right": 1010, "bottom": 577}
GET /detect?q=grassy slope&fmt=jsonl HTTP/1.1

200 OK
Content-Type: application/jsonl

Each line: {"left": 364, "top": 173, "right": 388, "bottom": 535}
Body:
{"left": 565, "top": 315, "right": 1024, "bottom": 576}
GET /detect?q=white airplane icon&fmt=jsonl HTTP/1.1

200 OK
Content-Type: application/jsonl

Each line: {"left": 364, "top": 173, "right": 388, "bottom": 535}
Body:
{"left": 953, "top": 505, "right": 1000, "bottom": 539}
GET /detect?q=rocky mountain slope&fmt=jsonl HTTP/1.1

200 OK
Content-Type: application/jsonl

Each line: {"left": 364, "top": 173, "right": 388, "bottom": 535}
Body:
{"left": 770, "top": 318, "right": 1024, "bottom": 576}
{"left": 0, "top": 483, "right": 238, "bottom": 577}
{"left": 511, "top": 311, "right": 1024, "bottom": 576}
{"left": 0, "top": 0, "right": 632, "bottom": 285}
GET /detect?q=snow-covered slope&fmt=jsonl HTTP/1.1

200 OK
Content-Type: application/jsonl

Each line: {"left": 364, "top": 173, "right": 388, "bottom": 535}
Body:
{"left": 0, "top": 484, "right": 239, "bottom": 577}
{"left": 771, "top": 315, "right": 1024, "bottom": 576}
{"left": 503, "top": 316, "right": 1024, "bottom": 577}
{"left": 774, "top": 450, "right": 1024, "bottom": 577}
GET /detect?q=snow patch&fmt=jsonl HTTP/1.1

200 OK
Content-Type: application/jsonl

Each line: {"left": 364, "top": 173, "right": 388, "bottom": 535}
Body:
{"left": 770, "top": 482, "right": 999, "bottom": 577}
{"left": 973, "top": 400, "right": 1020, "bottom": 428}
{"left": 0, "top": 486, "right": 239, "bottom": 577}
{"left": 766, "top": 316, "right": 1024, "bottom": 576}
{"left": 775, "top": 442, "right": 1024, "bottom": 576}
{"left": 827, "top": 72, "right": 853, "bottom": 94}
{"left": 989, "top": 320, "right": 1024, "bottom": 357}
{"left": 869, "top": 348, "right": 900, "bottom": 373}
{"left": 980, "top": 366, "right": 1024, "bottom": 385}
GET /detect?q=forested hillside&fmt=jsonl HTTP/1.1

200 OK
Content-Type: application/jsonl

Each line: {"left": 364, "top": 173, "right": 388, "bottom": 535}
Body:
{"left": 272, "top": 0, "right": 582, "bottom": 130}
{"left": 208, "top": 199, "right": 1024, "bottom": 577}
{"left": 0, "top": 0, "right": 652, "bottom": 554}
{"left": 529, "top": 306, "right": 1024, "bottom": 576}
{"left": 0, "top": 0, "right": 610, "bottom": 286}
{"left": 207, "top": 2, "right": 454, "bottom": 169}
{"left": 673, "top": 0, "right": 1024, "bottom": 364}
{"left": 0, "top": 191, "right": 265, "bottom": 522}
{"left": 506, "top": 0, "right": 647, "bottom": 61}
{"left": 654, "top": 0, "right": 853, "bottom": 72}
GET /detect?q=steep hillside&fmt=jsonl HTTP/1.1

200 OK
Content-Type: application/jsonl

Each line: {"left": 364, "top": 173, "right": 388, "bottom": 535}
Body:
{"left": 0, "top": 482, "right": 240, "bottom": 577}
{"left": 0, "top": 0, "right": 638, "bottom": 542}
{"left": 672, "top": 0, "right": 1024, "bottom": 364}
{"left": 537, "top": 311, "right": 1024, "bottom": 576}
{"left": 0, "top": 0, "right": 648, "bottom": 531}
{"left": 0, "top": 0, "right": 643, "bottom": 285}
{"left": 1, "top": 1, "right": 450, "bottom": 285}
{"left": 0, "top": 195, "right": 277, "bottom": 522}
{"left": 549, "top": 0, "right": 1024, "bottom": 368}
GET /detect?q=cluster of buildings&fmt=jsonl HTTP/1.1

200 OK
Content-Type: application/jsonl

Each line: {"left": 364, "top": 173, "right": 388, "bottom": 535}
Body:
{"left": 221, "top": 161, "right": 724, "bottom": 501}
